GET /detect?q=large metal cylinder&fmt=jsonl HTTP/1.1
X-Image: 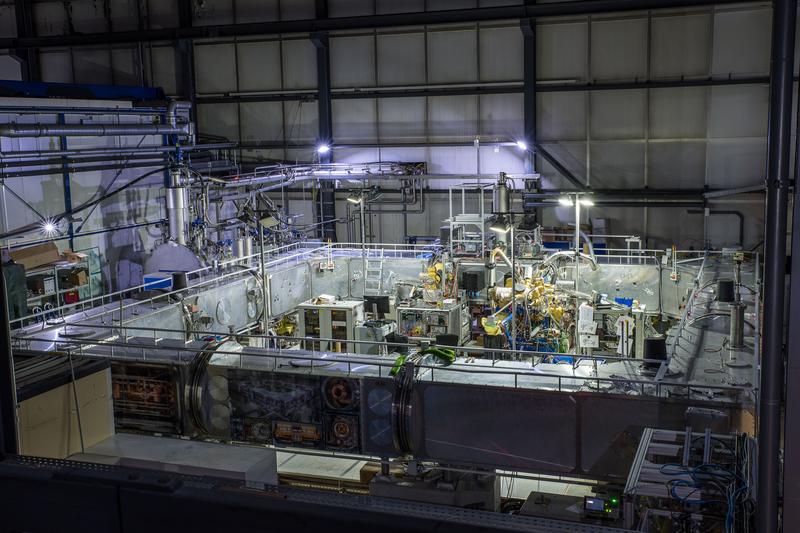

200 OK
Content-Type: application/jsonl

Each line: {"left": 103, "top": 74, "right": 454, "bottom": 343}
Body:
{"left": 493, "top": 173, "right": 510, "bottom": 215}
{"left": 729, "top": 302, "right": 745, "bottom": 349}
{"left": 166, "top": 186, "right": 188, "bottom": 246}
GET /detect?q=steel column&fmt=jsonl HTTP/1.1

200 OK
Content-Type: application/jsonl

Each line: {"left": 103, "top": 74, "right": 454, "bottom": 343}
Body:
{"left": 12, "top": 0, "right": 39, "bottom": 81}
{"left": 311, "top": 2, "right": 336, "bottom": 241}
{"left": 521, "top": 18, "right": 536, "bottom": 175}
{"left": 781, "top": 5, "right": 800, "bottom": 523}
{"left": 758, "top": 0, "right": 797, "bottom": 530}
{"left": 176, "top": 0, "right": 197, "bottom": 120}
{"left": 0, "top": 261, "right": 18, "bottom": 456}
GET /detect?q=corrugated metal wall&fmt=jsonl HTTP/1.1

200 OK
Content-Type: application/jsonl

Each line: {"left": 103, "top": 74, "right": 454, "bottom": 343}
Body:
{"left": 0, "top": 0, "right": 785, "bottom": 249}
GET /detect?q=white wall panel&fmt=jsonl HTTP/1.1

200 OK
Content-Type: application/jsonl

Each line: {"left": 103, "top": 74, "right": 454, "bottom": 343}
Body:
{"left": 706, "top": 140, "right": 766, "bottom": 188}
{"left": 333, "top": 99, "right": 378, "bottom": 142}
{"left": 150, "top": 46, "right": 178, "bottom": 95}
{"left": 647, "top": 207, "right": 705, "bottom": 249}
{"left": 33, "top": 2, "right": 68, "bottom": 36}
{"left": 537, "top": 21, "right": 588, "bottom": 80}
{"left": 428, "top": 29, "right": 478, "bottom": 83}
{"left": 479, "top": 93, "right": 523, "bottom": 137}
{"left": 236, "top": 0, "right": 280, "bottom": 23}
{"left": 589, "top": 142, "right": 643, "bottom": 188}
{"left": 109, "top": 0, "right": 140, "bottom": 31}
{"left": 591, "top": 17, "right": 647, "bottom": 80}
{"left": 193, "top": 0, "right": 234, "bottom": 26}
{"left": 38, "top": 51, "right": 73, "bottom": 83}
{"left": 73, "top": 49, "right": 113, "bottom": 84}
{"left": 538, "top": 142, "right": 586, "bottom": 189}
{"left": 479, "top": 26, "right": 523, "bottom": 82}
{"left": 111, "top": 48, "right": 142, "bottom": 86}
{"left": 331, "top": 35, "right": 376, "bottom": 88}
{"left": 478, "top": 146, "right": 525, "bottom": 174}
{"left": 195, "top": 44, "right": 237, "bottom": 93}
{"left": 145, "top": 0, "right": 178, "bottom": 28}
{"left": 428, "top": 0, "right": 479, "bottom": 10}
{"left": 198, "top": 103, "right": 240, "bottom": 141}
{"left": 649, "top": 87, "right": 707, "bottom": 139}
{"left": 283, "top": 101, "right": 319, "bottom": 142}
{"left": 712, "top": 8, "right": 771, "bottom": 76}
{"left": 282, "top": 40, "right": 317, "bottom": 89}
{"left": 651, "top": 13, "right": 711, "bottom": 78}
{"left": 0, "top": 56, "right": 21, "bottom": 80}
{"left": 428, "top": 95, "right": 478, "bottom": 140}
{"left": 237, "top": 41, "right": 283, "bottom": 91}
{"left": 590, "top": 90, "right": 646, "bottom": 140}
{"left": 377, "top": 33, "right": 426, "bottom": 85}
{"left": 428, "top": 146, "right": 479, "bottom": 174}
{"left": 240, "top": 101, "right": 284, "bottom": 143}
{"left": 0, "top": 5, "right": 18, "bottom": 37}
{"left": 280, "top": 0, "right": 315, "bottom": 21}
{"left": 647, "top": 142, "right": 706, "bottom": 188}
{"left": 70, "top": 0, "right": 111, "bottom": 33}
{"left": 329, "top": 0, "right": 375, "bottom": 17}
{"left": 376, "top": 0, "right": 425, "bottom": 13}
{"left": 377, "top": 98, "right": 427, "bottom": 141}
{"left": 538, "top": 92, "right": 586, "bottom": 141}
{"left": 708, "top": 85, "right": 768, "bottom": 138}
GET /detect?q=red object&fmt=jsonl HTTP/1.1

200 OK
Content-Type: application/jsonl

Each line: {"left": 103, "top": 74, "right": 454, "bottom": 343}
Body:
{"left": 63, "top": 291, "right": 79, "bottom": 304}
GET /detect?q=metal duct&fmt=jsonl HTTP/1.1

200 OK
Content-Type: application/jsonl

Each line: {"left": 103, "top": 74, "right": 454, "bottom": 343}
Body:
{"left": 0, "top": 123, "right": 188, "bottom": 137}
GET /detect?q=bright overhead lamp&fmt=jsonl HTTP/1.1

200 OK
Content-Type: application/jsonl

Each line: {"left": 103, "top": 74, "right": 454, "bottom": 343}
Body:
{"left": 515, "top": 140, "right": 528, "bottom": 151}
{"left": 40, "top": 219, "right": 58, "bottom": 236}
{"left": 558, "top": 197, "right": 574, "bottom": 207}
{"left": 489, "top": 215, "right": 511, "bottom": 234}
{"left": 578, "top": 198, "right": 594, "bottom": 206}
{"left": 316, "top": 144, "right": 331, "bottom": 155}
{"left": 346, "top": 193, "right": 363, "bottom": 205}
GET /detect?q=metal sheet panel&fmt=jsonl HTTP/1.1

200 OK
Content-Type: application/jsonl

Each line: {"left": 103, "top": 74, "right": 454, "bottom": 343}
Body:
{"left": 269, "top": 263, "right": 312, "bottom": 317}
{"left": 413, "top": 382, "right": 578, "bottom": 474}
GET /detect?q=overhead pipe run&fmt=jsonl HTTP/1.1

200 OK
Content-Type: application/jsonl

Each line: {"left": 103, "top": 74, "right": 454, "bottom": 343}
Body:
{"left": 0, "top": 123, "right": 187, "bottom": 138}
{"left": 0, "top": 100, "right": 193, "bottom": 138}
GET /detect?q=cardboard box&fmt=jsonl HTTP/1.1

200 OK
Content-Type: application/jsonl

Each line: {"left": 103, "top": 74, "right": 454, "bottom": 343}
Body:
{"left": 63, "top": 250, "right": 88, "bottom": 264}
{"left": 9, "top": 242, "right": 61, "bottom": 270}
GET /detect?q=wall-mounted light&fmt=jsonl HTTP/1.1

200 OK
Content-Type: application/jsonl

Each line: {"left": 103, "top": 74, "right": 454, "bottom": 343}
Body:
{"left": 578, "top": 198, "right": 594, "bottom": 206}
{"left": 558, "top": 197, "right": 574, "bottom": 207}
{"left": 316, "top": 144, "right": 331, "bottom": 155}
{"left": 515, "top": 140, "right": 528, "bottom": 151}
{"left": 346, "top": 193, "right": 363, "bottom": 205}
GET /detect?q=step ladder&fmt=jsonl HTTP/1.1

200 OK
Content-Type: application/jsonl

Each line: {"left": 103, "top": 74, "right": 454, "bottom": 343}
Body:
{"left": 364, "top": 253, "right": 384, "bottom": 296}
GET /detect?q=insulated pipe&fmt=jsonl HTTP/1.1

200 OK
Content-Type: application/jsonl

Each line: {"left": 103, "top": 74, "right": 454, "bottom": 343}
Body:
{"left": 0, "top": 123, "right": 188, "bottom": 137}
{"left": 540, "top": 250, "right": 598, "bottom": 271}
{"left": 758, "top": 0, "right": 797, "bottom": 530}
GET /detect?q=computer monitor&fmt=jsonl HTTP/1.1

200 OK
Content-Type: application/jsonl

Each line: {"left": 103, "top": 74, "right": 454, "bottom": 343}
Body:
{"left": 364, "top": 295, "right": 390, "bottom": 318}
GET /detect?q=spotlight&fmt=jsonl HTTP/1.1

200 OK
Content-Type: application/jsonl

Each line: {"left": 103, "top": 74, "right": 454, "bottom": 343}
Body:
{"left": 40, "top": 219, "right": 57, "bottom": 236}
{"left": 558, "top": 197, "right": 574, "bottom": 207}
{"left": 515, "top": 140, "right": 528, "bottom": 151}
{"left": 489, "top": 215, "right": 511, "bottom": 234}
{"left": 346, "top": 193, "right": 362, "bottom": 205}
{"left": 578, "top": 198, "right": 595, "bottom": 206}
{"left": 316, "top": 144, "right": 331, "bottom": 155}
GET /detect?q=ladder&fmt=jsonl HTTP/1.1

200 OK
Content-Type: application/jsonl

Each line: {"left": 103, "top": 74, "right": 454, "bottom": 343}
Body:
{"left": 364, "top": 252, "right": 384, "bottom": 295}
